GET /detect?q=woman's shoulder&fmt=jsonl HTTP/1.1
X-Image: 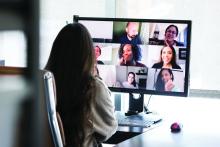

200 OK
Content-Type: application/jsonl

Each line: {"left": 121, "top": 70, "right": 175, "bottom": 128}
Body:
{"left": 136, "top": 61, "right": 146, "bottom": 67}
{"left": 94, "top": 76, "right": 106, "bottom": 85}
{"left": 94, "top": 76, "right": 111, "bottom": 93}
{"left": 175, "top": 41, "right": 184, "bottom": 46}
{"left": 122, "top": 81, "right": 129, "bottom": 87}
{"left": 97, "top": 60, "right": 104, "bottom": 64}
{"left": 152, "top": 62, "right": 162, "bottom": 68}
{"left": 172, "top": 64, "right": 181, "bottom": 69}
{"left": 172, "top": 85, "right": 180, "bottom": 92}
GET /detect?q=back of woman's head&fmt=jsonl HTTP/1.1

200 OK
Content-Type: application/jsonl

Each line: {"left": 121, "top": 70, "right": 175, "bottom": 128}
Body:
{"left": 45, "top": 23, "right": 95, "bottom": 146}
{"left": 46, "top": 23, "right": 94, "bottom": 77}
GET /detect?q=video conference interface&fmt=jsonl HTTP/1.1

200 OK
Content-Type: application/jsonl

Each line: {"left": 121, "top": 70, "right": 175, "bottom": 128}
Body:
{"left": 78, "top": 19, "right": 190, "bottom": 95}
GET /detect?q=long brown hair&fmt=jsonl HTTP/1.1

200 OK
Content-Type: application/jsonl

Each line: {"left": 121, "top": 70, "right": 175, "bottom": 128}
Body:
{"left": 45, "top": 23, "right": 96, "bottom": 147}
{"left": 159, "top": 45, "right": 178, "bottom": 67}
{"left": 155, "top": 68, "right": 174, "bottom": 91}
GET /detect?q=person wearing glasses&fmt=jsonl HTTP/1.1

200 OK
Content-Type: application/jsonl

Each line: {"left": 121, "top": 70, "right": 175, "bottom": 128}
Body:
{"left": 160, "top": 25, "right": 184, "bottom": 46}
{"left": 149, "top": 24, "right": 184, "bottom": 46}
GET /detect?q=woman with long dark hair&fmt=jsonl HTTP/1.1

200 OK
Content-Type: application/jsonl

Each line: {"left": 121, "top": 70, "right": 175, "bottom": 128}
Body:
{"left": 45, "top": 23, "right": 117, "bottom": 147}
{"left": 152, "top": 45, "right": 181, "bottom": 69}
{"left": 122, "top": 72, "right": 138, "bottom": 89}
{"left": 155, "top": 68, "right": 178, "bottom": 92}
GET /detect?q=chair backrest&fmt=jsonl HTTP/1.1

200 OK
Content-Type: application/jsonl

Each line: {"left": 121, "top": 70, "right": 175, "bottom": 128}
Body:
{"left": 42, "top": 70, "right": 65, "bottom": 147}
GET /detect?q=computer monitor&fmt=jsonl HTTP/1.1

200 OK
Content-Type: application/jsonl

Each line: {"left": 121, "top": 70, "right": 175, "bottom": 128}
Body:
{"left": 74, "top": 15, "right": 191, "bottom": 115}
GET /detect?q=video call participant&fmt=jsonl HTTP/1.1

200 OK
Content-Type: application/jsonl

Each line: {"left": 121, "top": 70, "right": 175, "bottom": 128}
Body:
{"left": 159, "top": 24, "right": 184, "bottom": 46}
{"left": 155, "top": 68, "right": 179, "bottom": 92}
{"left": 118, "top": 44, "right": 146, "bottom": 67}
{"left": 45, "top": 23, "right": 117, "bottom": 147}
{"left": 152, "top": 45, "right": 181, "bottom": 69}
{"left": 122, "top": 72, "right": 138, "bottom": 89}
{"left": 148, "top": 29, "right": 160, "bottom": 45}
{"left": 94, "top": 45, "right": 104, "bottom": 64}
{"left": 119, "top": 22, "right": 142, "bottom": 60}
{"left": 119, "top": 22, "right": 142, "bottom": 44}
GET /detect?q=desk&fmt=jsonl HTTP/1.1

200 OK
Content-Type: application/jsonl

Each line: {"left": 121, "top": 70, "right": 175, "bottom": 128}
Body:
{"left": 105, "top": 111, "right": 162, "bottom": 144}
{"left": 115, "top": 96, "right": 220, "bottom": 147}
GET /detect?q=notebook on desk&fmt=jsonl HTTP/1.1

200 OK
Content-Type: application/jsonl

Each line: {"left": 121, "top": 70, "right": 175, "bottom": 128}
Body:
{"left": 116, "top": 111, "right": 162, "bottom": 128}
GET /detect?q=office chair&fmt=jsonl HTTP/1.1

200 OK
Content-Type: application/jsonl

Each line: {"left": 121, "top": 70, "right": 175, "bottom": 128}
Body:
{"left": 42, "top": 70, "right": 65, "bottom": 147}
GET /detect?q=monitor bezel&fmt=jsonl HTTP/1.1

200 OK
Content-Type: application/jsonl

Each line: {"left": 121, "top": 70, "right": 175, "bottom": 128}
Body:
{"left": 73, "top": 15, "right": 191, "bottom": 97}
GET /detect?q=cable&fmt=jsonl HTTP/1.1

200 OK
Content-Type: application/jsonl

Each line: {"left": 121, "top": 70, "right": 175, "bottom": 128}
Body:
{"left": 144, "top": 95, "right": 152, "bottom": 114}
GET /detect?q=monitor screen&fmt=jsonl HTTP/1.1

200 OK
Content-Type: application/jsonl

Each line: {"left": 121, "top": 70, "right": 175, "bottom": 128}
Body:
{"left": 74, "top": 16, "right": 191, "bottom": 97}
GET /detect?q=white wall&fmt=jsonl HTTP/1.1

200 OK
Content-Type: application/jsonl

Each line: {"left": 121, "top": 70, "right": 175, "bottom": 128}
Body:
{"left": 0, "top": 31, "right": 26, "bottom": 67}
{"left": 115, "top": 0, "right": 220, "bottom": 90}
{"left": 39, "top": 0, "right": 115, "bottom": 69}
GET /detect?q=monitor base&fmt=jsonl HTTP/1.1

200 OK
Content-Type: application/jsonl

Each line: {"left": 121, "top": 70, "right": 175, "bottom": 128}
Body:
{"left": 125, "top": 93, "right": 144, "bottom": 116}
{"left": 125, "top": 110, "right": 140, "bottom": 116}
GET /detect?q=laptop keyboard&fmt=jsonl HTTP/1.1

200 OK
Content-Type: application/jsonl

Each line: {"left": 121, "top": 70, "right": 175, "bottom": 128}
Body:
{"left": 118, "top": 117, "right": 153, "bottom": 128}
{"left": 116, "top": 112, "right": 162, "bottom": 128}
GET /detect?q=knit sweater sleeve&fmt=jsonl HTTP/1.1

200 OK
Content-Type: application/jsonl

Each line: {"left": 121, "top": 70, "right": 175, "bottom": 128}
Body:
{"left": 91, "top": 77, "right": 118, "bottom": 143}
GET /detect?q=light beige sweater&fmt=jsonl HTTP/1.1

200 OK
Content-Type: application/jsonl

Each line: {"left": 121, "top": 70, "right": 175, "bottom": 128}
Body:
{"left": 84, "top": 77, "right": 118, "bottom": 147}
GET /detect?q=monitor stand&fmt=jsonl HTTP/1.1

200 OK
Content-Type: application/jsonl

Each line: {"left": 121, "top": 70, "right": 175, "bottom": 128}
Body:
{"left": 125, "top": 93, "right": 144, "bottom": 116}
{"left": 144, "top": 105, "right": 152, "bottom": 114}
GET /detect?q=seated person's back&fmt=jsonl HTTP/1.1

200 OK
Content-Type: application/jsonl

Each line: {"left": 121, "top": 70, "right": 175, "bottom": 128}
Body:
{"left": 45, "top": 23, "right": 117, "bottom": 147}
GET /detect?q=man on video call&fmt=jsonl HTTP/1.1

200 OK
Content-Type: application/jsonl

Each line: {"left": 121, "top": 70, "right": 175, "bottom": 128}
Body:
{"left": 119, "top": 22, "right": 142, "bottom": 45}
